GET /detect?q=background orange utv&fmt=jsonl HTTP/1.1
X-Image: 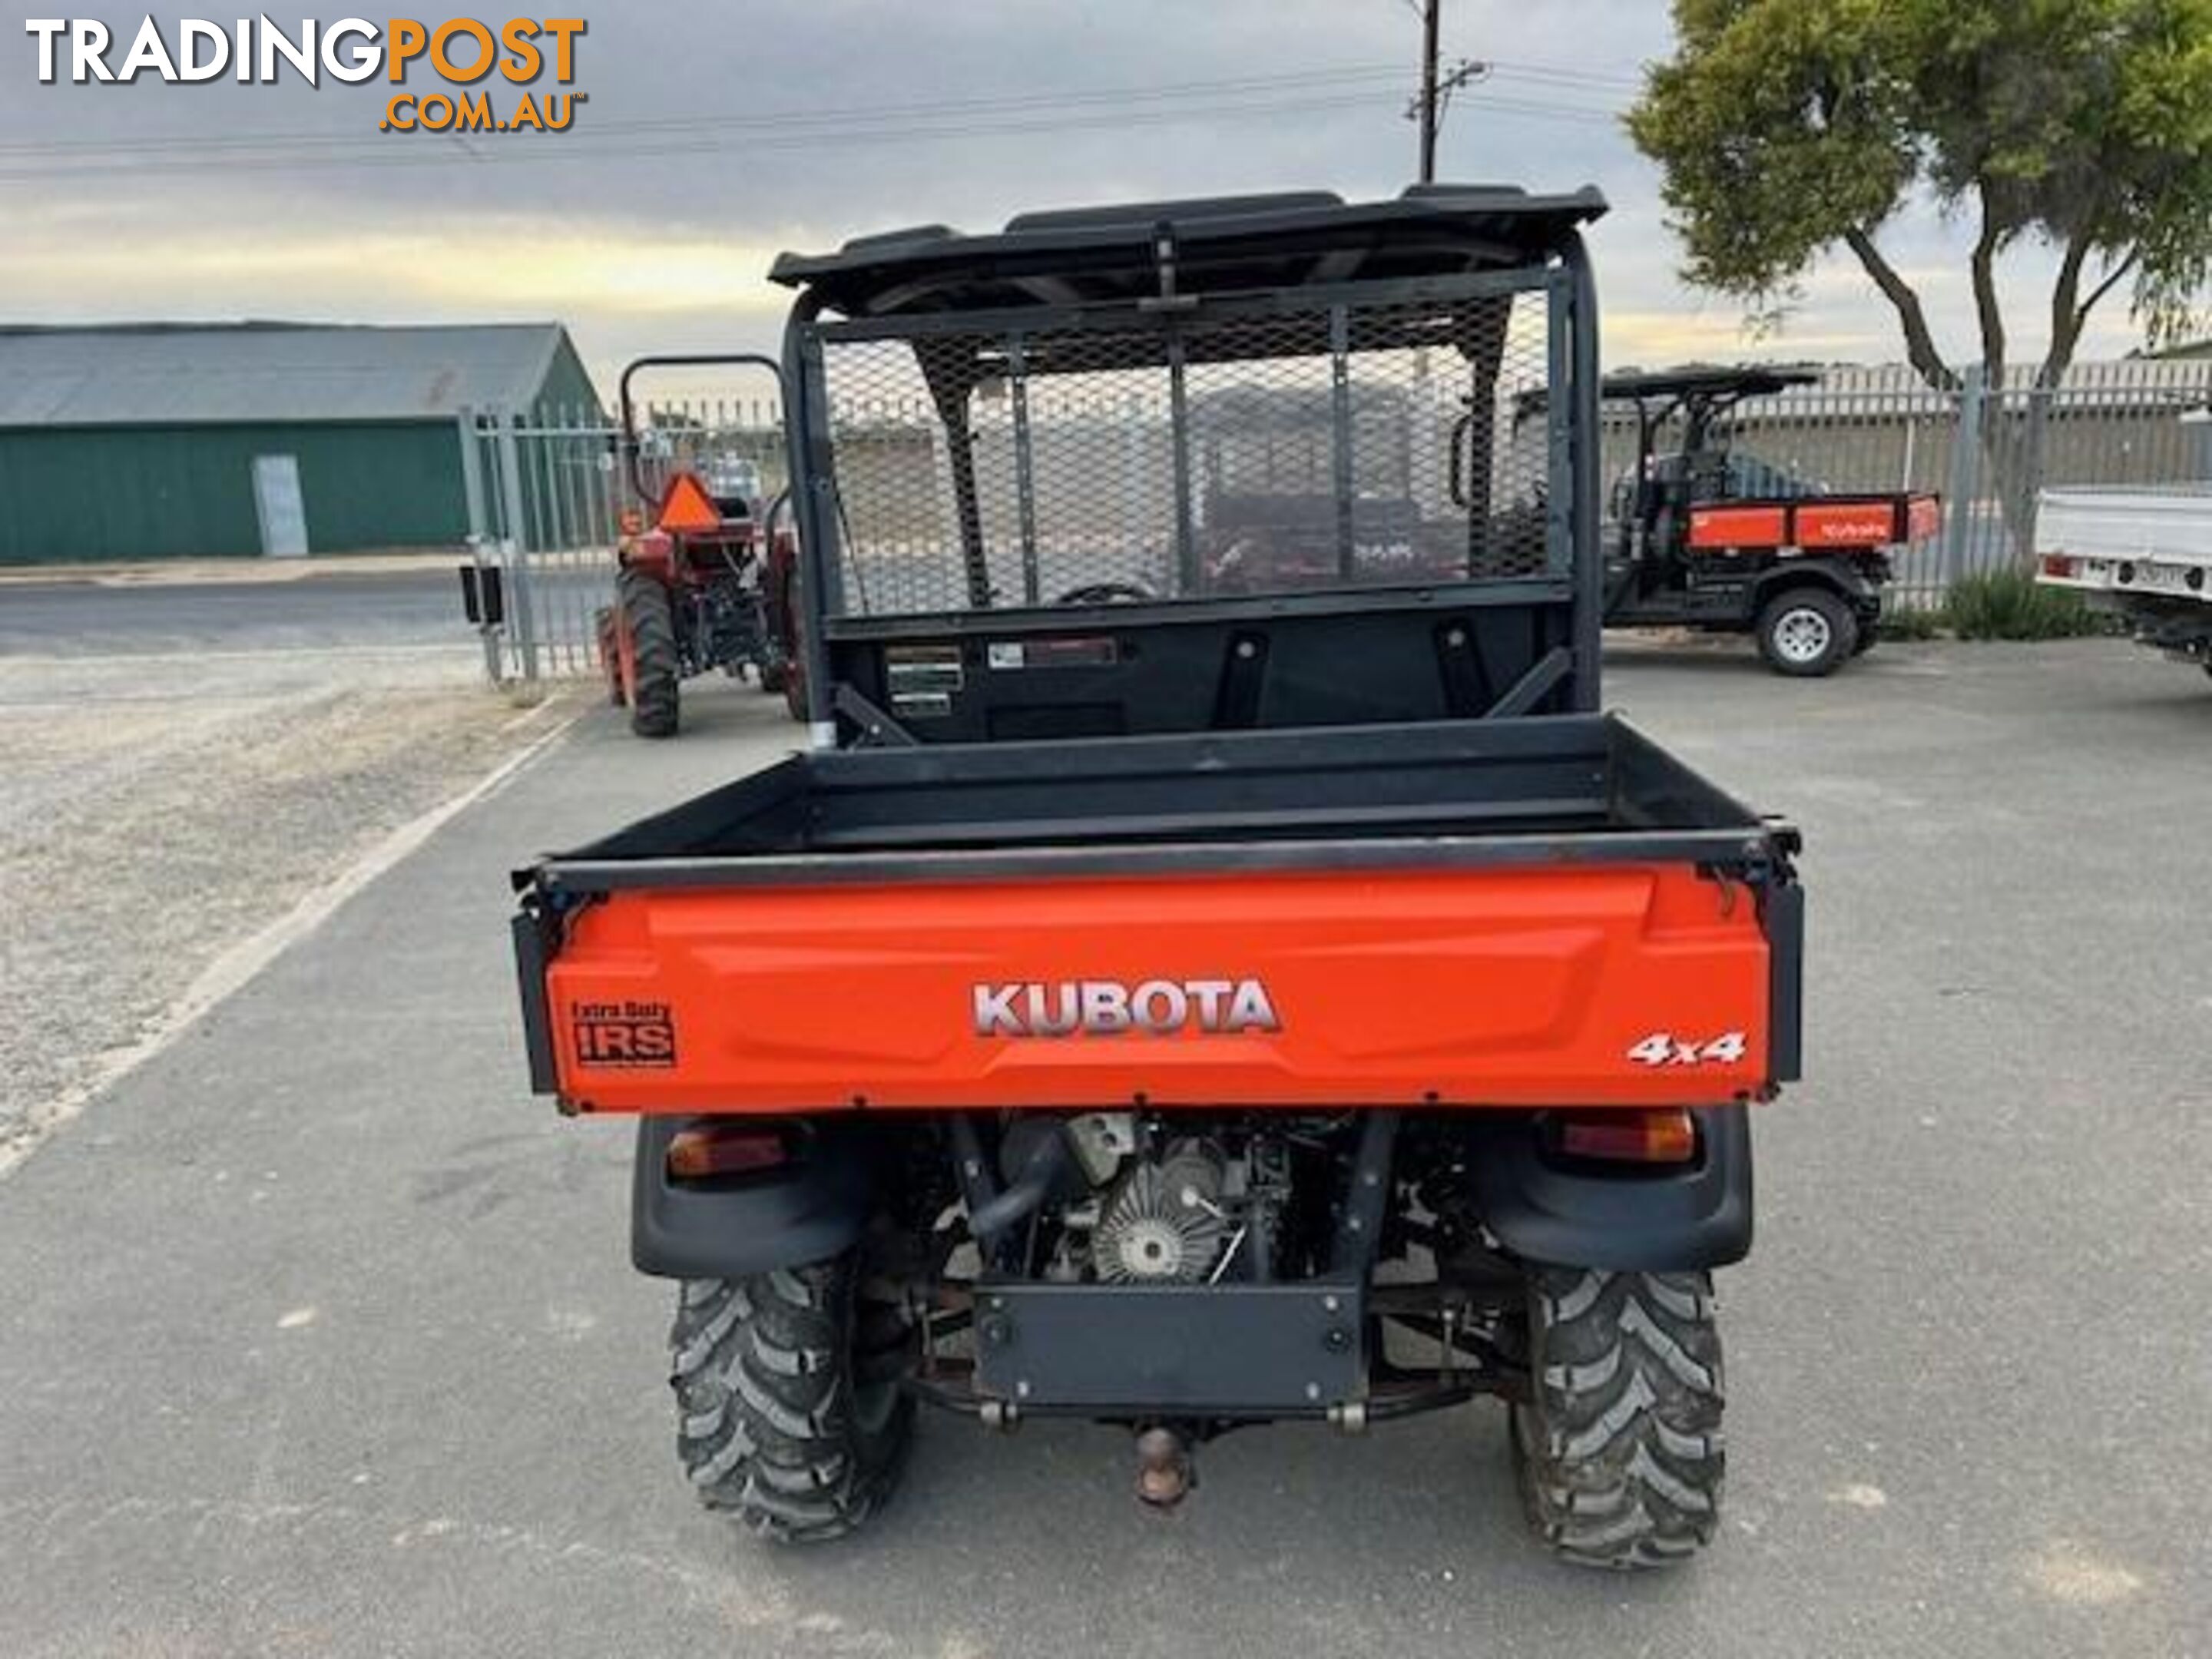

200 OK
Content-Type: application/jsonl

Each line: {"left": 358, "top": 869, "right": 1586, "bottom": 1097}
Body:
{"left": 543, "top": 861, "right": 1773, "bottom": 1115}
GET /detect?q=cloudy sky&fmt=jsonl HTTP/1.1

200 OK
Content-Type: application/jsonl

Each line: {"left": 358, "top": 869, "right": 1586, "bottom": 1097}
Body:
{"left": 2, "top": 2, "right": 2153, "bottom": 389}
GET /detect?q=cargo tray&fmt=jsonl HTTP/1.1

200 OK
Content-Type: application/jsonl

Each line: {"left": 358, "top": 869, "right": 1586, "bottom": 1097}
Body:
{"left": 524, "top": 714, "right": 1790, "bottom": 890}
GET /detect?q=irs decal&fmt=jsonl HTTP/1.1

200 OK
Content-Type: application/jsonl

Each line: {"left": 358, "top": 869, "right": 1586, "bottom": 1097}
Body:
{"left": 573, "top": 999, "right": 678, "bottom": 1068}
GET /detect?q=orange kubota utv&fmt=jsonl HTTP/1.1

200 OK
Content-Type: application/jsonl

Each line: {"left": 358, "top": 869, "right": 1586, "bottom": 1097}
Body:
{"left": 513, "top": 186, "right": 1802, "bottom": 1567}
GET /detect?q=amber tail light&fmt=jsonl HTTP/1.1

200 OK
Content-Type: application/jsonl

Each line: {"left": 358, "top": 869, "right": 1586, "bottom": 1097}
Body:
{"left": 667, "top": 1125, "right": 786, "bottom": 1180}
{"left": 1550, "top": 1109, "right": 1698, "bottom": 1165}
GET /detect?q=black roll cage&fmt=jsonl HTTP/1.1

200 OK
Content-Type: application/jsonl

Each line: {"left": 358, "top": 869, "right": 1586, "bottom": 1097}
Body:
{"left": 767, "top": 187, "right": 1611, "bottom": 742}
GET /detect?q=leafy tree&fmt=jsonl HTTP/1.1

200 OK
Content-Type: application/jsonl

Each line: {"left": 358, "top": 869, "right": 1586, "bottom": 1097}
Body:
{"left": 1628, "top": 0, "right": 2212, "bottom": 391}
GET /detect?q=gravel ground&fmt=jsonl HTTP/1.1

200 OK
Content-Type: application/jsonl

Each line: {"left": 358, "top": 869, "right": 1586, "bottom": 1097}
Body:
{"left": 0, "top": 645, "right": 568, "bottom": 1167}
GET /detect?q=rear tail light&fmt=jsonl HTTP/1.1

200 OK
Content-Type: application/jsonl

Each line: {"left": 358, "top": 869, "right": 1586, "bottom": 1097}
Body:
{"left": 667, "top": 1124, "right": 786, "bottom": 1180}
{"left": 2040, "top": 553, "right": 2077, "bottom": 579}
{"left": 1551, "top": 1108, "right": 1698, "bottom": 1165}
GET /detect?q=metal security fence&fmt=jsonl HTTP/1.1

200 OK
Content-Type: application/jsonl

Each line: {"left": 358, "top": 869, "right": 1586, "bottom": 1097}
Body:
{"left": 459, "top": 358, "right": 2212, "bottom": 681}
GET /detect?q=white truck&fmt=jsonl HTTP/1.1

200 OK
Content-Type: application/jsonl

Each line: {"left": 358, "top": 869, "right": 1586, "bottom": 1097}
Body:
{"left": 2035, "top": 485, "right": 2212, "bottom": 677}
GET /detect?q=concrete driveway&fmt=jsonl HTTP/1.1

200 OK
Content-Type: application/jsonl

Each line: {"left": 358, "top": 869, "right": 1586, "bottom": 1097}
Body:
{"left": 0, "top": 640, "right": 2205, "bottom": 1657}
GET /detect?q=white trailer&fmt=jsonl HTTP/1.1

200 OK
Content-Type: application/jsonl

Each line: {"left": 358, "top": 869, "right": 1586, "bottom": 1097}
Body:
{"left": 2035, "top": 485, "right": 2212, "bottom": 675}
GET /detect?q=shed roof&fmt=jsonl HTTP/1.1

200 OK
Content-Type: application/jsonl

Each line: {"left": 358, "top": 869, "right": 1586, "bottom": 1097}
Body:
{"left": 0, "top": 322, "right": 578, "bottom": 429}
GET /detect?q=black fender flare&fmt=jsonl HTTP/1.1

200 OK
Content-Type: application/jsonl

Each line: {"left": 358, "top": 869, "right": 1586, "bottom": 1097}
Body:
{"left": 1469, "top": 1105, "right": 1753, "bottom": 1272}
{"left": 631, "top": 1118, "right": 872, "bottom": 1280}
{"left": 1753, "top": 558, "right": 1880, "bottom": 611}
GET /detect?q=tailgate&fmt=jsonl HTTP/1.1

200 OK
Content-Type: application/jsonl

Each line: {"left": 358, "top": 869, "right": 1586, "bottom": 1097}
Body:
{"left": 2036, "top": 487, "right": 2212, "bottom": 599}
{"left": 519, "top": 861, "right": 1796, "bottom": 1114}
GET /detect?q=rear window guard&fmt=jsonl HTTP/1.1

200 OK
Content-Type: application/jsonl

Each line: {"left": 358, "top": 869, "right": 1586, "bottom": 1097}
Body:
{"left": 794, "top": 267, "right": 1576, "bottom": 621}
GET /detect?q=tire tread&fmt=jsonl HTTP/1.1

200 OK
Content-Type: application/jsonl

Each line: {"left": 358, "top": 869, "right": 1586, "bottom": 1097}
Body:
{"left": 1513, "top": 1267, "right": 1725, "bottom": 1570}
{"left": 617, "top": 566, "right": 681, "bottom": 737}
{"left": 669, "top": 1260, "right": 912, "bottom": 1545}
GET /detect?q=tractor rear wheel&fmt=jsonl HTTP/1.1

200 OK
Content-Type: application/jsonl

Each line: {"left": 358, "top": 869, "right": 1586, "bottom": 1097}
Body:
{"left": 617, "top": 566, "right": 681, "bottom": 737}
{"left": 669, "top": 1250, "right": 916, "bottom": 1545}
{"left": 594, "top": 607, "right": 624, "bottom": 705}
{"left": 1755, "top": 587, "right": 1856, "bottom": 676}
{"left": 1510, "top": 1267, "right": 1725, "bottom": 1570}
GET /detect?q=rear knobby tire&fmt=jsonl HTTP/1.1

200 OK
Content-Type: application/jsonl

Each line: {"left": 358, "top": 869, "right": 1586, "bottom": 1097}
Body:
{"left": 618, "top": 566, "right": 681, "bottom": 737}
{"left": 1512, "top": 1267, "right": 1725, "bottom": 1570}
{"left": 594, "top": 607, "right": 625, "bottom": 705}
{"left": 1755, "top": 587, "right": 1856, "bottom": 677}
{"left": 669, "top": 1258, "right": 914, "bottom": 1545}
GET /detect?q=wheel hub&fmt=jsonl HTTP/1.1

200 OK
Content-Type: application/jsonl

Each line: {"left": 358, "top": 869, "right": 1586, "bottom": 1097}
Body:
{"left": 1773, "top": 607, "right": 1833, "bottom": 664}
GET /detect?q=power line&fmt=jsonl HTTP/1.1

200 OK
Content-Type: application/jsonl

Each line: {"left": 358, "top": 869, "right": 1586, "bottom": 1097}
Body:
{"left": 1485, "top": 58, "right": 1644, "bottom": 92}
{"left": 0, "top": 88, "right": 1431, "bottom": 182}
{"left": 0, "top": 63, "right": 1412, "bottom": 160}
{"left": 0, "top": 58, "right": 1628, "bottom": 183}
{"left": 1401, "top": 2, "right": 1634, "bottom": 180}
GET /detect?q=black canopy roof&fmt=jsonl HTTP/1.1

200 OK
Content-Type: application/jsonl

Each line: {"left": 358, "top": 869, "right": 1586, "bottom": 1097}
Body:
{"left": 1601, "top": 365, "right": 1822, "bottom": 402}
{"left": 770, "top": 184, "right": 1608, "bottom": 319}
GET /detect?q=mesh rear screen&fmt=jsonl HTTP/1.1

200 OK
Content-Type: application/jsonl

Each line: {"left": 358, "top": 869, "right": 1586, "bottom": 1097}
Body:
{"left": 810, "top": 278, "right": 1559, "bottom": 618}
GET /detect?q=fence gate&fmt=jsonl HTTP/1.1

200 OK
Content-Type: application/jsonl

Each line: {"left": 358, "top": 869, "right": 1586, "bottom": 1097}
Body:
{"left": 461, "top": 399, "right": 786, "bottom": 684}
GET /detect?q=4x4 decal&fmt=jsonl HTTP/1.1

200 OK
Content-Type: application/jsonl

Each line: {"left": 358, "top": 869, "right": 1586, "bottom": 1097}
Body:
{"left": 1625, "top": 1030, "right": 1747, "bottom": 1067}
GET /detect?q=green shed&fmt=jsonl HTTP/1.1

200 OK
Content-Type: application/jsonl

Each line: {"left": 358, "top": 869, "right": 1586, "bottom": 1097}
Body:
{"left": 0, "top": 321, "right": 599, "bottom": 564}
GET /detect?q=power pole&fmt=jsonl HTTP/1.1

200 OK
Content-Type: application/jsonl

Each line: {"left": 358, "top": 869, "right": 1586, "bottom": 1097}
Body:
{"left": 1418, "top": 0, "right": 1441, "bottom": 183}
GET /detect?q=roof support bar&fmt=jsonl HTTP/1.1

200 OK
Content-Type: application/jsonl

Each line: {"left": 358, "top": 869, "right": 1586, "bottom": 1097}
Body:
{"left": 1483, "top": 646, "right": 1571, "bottom": 719}
{"left": 1008, "top": 336, "right": 1041, "bottom": 605}
{"left": 1167, "top": 333, "right": 1197, "bottom": 596}
{"left": 1330, "top": 305, "right": 1356, "bottom": 579}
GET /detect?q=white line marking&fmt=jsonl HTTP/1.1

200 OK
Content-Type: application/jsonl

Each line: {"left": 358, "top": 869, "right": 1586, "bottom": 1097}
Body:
{"left": 0, "top": 708, "right": 583, "bottom": 1181}
{"left": 496, "top": 697, "right": 565, "bottom": 734}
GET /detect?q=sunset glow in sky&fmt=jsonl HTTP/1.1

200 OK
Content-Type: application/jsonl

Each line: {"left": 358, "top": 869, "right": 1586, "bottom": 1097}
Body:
{"left": 2, "top": 2, "right": 2151, "bottom": 388}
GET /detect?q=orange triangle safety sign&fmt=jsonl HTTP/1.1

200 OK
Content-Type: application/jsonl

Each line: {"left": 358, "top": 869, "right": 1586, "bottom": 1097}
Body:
{"left": 657, "top": 471, "right": 723, "bottom": 533}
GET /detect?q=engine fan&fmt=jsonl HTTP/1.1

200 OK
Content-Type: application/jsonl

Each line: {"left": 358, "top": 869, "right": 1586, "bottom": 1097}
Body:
{"left": 1094, "top": 1141, "right": 1227, "bottom": 1283}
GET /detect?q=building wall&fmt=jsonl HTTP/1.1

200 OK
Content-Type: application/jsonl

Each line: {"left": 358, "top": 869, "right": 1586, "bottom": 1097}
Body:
{"left": 0, "top": 419, "right": 469, "bottom": 563}
{"left": 533, "top": 336, "right": 603, "bottom": 419}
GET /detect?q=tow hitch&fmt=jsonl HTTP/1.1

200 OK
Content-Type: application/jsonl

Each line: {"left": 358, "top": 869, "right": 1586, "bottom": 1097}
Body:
{"left": 1134, "top": 1426, "right": 1194, "bottom": 1509}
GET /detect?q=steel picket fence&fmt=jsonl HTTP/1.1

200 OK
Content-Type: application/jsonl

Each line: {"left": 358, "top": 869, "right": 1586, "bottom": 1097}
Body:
{"left": 462, "top": 359, "right": 2212, "bottom": 682}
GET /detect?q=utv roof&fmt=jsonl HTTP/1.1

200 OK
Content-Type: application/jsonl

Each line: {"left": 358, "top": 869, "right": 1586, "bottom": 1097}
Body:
{"left": 769, "top": 184, "right": 1608, "bottom": 318}
{"left": 1601, "top": 366, "right": 1822, "bottom": 401}
{"left": 1511, "top": 362, "right": 1826, "bottom": 428}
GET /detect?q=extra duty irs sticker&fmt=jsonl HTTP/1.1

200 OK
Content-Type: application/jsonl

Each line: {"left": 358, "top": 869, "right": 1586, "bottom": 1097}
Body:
{"left": 572, "top": 999, "right": 677, "bottom": 1068}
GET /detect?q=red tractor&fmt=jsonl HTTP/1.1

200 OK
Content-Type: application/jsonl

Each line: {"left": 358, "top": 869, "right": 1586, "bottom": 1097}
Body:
{"left": 598, "top": 355, "right": 805, "bottom": 736}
